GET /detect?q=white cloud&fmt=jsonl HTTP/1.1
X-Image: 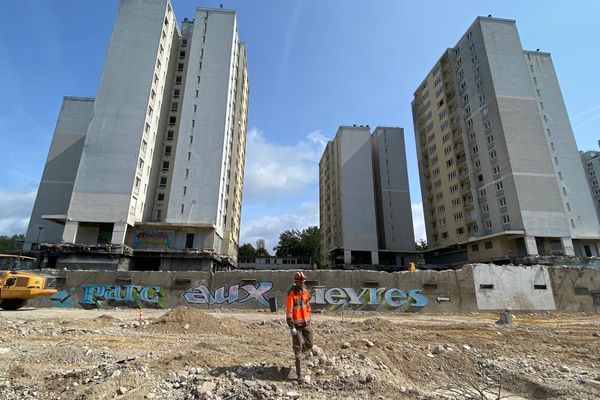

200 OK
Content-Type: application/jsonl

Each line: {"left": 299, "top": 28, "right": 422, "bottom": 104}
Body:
{"left": 240, "top": 201, "right": 318, "bottom": 254}
{"left": 0, "top": 189, "right": 36, "bottom": 235}
{"left": 243, "top": 128, "right": 327, "bottom": 199}
{"left": 411, "top": 202, "right": 426, "bottom": 242}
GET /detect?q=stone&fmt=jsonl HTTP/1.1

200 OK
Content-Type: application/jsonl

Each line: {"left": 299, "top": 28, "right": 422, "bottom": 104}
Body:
{"left": 145, "top": 394, "right": 156, "bottom": 399}
{"left": 168, "top": 372, "right": 178, "bottom": 382}
{"left": 117, "top": 387, "right": 127, "bottom": 395}
{"left": 426, "top": 353, "right": 435, "bottom": 358}
{"left": 0, "top": 348, "right": 10, "bottom": 355}
{"left": 183, "top": 324, "right": 190, "bottom": 330}
{"left": 303, "top": 375, "right": 312, "bottom": 384}
{"left": 592, "top": 332, "right": 600, "bottom": 337}
{"left": 432, "top": 345, "right": 445, "bottom": 355}
{"left": 362, "top": 339, "right": 375, "bottom": 348}
{"left": 197, "top": 381, "right": 216, "bottom": 394}
{"left": 341, "top": 342, "right": 351, "bottom": 349}
{"left": 559, "top": 365, "right": 571, "bottom": 373}
{"left": 462, "top": 345, "right": 471, "bottom": 351}
{"left": 287, "top": 391, "right": 301, "bottom": 399}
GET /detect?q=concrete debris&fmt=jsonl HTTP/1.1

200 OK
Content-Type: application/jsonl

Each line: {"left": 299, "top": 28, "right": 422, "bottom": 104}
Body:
{"left": 0, "top": 309, "right": 598, "bottom": 400}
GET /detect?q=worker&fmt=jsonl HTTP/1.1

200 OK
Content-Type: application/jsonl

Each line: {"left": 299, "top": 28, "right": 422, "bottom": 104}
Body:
{"left": 285, "top": 271, "right": 313, "bottom": 383}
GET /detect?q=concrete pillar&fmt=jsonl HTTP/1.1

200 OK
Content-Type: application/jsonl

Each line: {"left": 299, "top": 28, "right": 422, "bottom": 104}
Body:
{"left": 111, "top": 222, "right": 128, "bottom": 245}
{"left": 371, "top": 251, "right": 379, "bottom": 265}
{"left": 561, "top": 237, "right": 575, "bottom": 256}
{"left": 343, "top": 250, "right": 352, "bottom": 265}
{"left": 524, "top": 236, "right": 538, "bottom": 256}
{"left": 62, "top": 221, "right": 79, "bottom": 243}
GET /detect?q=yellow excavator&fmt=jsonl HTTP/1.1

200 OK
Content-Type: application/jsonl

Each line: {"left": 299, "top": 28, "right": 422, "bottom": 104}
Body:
{"left": 0, "top": 254, "right": 57, "bottom": 310}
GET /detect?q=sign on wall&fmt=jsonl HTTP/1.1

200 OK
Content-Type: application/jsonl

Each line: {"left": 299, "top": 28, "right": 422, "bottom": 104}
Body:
{"left": 132, "top": 230, "right": 174, "bottom": 249}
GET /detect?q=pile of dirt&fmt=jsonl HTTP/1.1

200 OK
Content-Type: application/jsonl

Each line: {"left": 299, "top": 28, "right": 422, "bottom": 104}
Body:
{"left": 145, "top": 306, "right": 224, "bottom": 334}
{"left": 92, "top": 314, "right": 121, "bottom": 323}
{"left": 361, "top": 317, "right": 397, "bottom": 332}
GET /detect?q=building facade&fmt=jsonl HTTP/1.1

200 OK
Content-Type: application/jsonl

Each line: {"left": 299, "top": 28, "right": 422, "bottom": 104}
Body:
{"left": 412, "top": 16, "right": 600, "bottom": 263}
{"left": 581, "top": 144, "right": 600, "bottom": 233}
{"left": 319, "top": 125, "right": 415, "bottom": 268}
{"left": 24, "top": 0, "right": 248, "bottom": 263}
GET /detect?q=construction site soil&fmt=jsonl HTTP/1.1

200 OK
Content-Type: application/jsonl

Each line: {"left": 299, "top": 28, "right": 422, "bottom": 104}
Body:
{"left": 0, "top": 307, "right": 598, "bottom": 400}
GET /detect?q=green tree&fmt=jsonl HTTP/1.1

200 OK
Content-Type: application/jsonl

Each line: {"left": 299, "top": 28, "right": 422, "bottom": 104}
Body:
{"left": 415, "top": 239, "right": 428, "bottom": 251}
{"left": 0, "top": 234, "right": 25, "bottom": 253}
{"left": 238, "top": 243, "right": 256, "bottom": 258}
{"left": 274, "top": 226, "right": 320, "bottom": 261}
{"left": 255, "top": 239, "right": 270, "bottom": 257}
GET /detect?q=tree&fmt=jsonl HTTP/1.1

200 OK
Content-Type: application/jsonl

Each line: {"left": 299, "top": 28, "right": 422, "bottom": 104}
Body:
{"left": 0, "top": 234, "right": 25, "bottom": 253}
{"left": 273, "top": 226, "right": 320, "bottom": 261}
{"left": 415, "top": 239, "right": 428, "bottom": 251}
{"left": 238, "top": 243, "right": 256, "bottom": 258}
{"left": 255, "top": 239, "right": 270, "bottom": 257}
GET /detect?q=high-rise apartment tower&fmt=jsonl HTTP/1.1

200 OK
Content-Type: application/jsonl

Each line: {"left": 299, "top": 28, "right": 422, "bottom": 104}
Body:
{"left": 412, "top": 17, "right": 600, "bottom": 262}
{"left": 319, "top": 125, "right": 415, "bottom": 268}
{"left": 24, "top": 0, "right": 249, "bottom": 265}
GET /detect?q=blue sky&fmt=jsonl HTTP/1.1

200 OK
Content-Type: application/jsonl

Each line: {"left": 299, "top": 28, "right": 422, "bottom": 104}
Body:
{"left": 1, "top": 1, "right": 599, "bottom": 252}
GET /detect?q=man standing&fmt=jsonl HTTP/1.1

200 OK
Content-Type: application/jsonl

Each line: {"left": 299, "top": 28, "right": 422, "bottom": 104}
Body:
{"left": 285, "top": 271, "right": 312, "bottom": 382}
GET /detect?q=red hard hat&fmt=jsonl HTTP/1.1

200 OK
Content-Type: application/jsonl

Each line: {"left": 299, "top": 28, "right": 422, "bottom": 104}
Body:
{"left": 293, "top": 271, "right": 306, "bottom": 281}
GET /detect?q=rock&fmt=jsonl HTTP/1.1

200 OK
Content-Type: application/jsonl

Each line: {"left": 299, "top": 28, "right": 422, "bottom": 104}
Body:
{"left": 426, "top": 353, "right": 435, "bottom": 358}
{"left": 183, "top": 324, "right": 190, "bottom": 330}
{"left": 117, "top": 387, "right": 127, "bottom": 395}
{"left": 145, "top": 394, "right": 156, "bottom": 399}
{"left": 311, "top": 345, "right": 323, "bottom": 356}
{"left": 168, "top": 372, "right": 178, "bottom": 382}
{"left": 362, "top": 339, "right": 375, "bottom": 348}
{"left": 303, "top": 375, "right": 312, "bottom": 384}
{"left": 0, "top": 348, "right": 10, "bottom": 355}
{"left": 287, "top": 391, "right": 301, "bottom": 399}
{"left": 592, "top": 332, "right": 600, "bottom": 337}
{"left": 462, "top": 344, "right": 471, "bottom": 351}
{"left": 243, "top": 379, "right": 255, "bottom": 387}
{"left": 341, "top": 342, "right": 351, "bottom": 349}
{"left": 432, "top": 345, "right": 445, "bottom": 355}
{"left": 559, "top": 365, "right": 571, "bottom": 373}
{"left": 197, "top": 381, "right": 216, "bottom": 394}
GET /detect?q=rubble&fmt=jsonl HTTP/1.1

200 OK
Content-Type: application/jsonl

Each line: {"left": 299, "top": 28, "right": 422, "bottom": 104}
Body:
{"left": 0, "top": 309, "right": 597, "bottom": 399}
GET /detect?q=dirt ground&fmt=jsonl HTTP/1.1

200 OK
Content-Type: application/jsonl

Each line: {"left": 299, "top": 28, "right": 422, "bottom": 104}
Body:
{"left": 0, "top": 307, "right": 598, "bottom": 400}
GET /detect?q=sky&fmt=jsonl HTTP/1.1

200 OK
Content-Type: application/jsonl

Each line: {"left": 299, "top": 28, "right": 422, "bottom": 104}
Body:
{"left": 1, "top": 1, "right": 599, "bottom": 253}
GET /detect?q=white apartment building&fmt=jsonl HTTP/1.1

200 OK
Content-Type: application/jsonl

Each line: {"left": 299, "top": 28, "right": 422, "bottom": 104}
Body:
{"left": 319, "top": 125, "right": 415, "bottom": 268}
{"left": 581, "top": 143, "right": 600, "bottom": 233}
{"left": 412, "top": 17, "right": 600, "bottom": 263}
{"left": 24, "top": 0, "right": 248, "bottom": 264}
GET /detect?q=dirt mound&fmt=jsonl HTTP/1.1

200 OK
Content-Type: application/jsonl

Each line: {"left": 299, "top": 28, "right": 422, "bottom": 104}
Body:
{"left": 146, "top": 306, "right": 224, "bottom": 334}
{"left": 361, "top": 317, "right": 396, "bottom": 332}
{"left": 93, "top": 314, "right": 121, "bottom": 323}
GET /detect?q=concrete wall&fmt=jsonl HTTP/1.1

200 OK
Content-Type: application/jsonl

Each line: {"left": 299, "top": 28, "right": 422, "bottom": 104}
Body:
{"left": 28, "top": 265, "right": 600, "bottom": 314}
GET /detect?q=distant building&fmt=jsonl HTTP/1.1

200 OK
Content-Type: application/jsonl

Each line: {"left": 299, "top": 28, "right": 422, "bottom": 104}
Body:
{"left": 238, "top": 256, "right": 312, "bottom": 270}
{"left": 412, "top": 16, "right": 600, "bottom": 263}
{"left": 24, "top": 0, "right": 249, "bottom": 269}
{"left": 581, "top": 142, "right": 600, "bottom": 235}
{"left": 319, "top": 125, "right": 415, "bottom": 269}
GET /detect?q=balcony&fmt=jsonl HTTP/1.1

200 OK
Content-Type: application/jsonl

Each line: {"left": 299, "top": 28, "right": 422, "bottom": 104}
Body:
{"left": 456, "top": 155, "right": 467, "bottom": 166}
{"left": 461, "top": 183, "right": 472, "bottom": 194}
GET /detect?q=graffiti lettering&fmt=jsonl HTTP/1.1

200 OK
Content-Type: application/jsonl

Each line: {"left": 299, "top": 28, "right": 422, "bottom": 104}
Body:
{"left": 133, "top": 230, "right": 173, "bottom": 249}
{"left": 311, "top": 287, "right": 428, "bottom": 312}
{"left": 80, "top": 284, "right": 165, "bottom": 308}
{"left": 184, "top": 282, "right": 274, "bottom": 307}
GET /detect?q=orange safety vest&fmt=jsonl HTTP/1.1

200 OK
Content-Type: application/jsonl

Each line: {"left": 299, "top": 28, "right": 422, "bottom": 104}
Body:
{"left": 286, "top": 286, "right": 311, "bottom": 327}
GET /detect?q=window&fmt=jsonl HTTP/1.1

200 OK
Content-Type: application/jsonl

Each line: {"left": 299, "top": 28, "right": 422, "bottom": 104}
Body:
{"left": 484, "top": 220, "right": 492, "bottom": 229}
{"left": 145, "top": 122, "right": 151, "bottom": 133}
{"left": 167, "top": 130, "right": 174, "bottom": 140}
{"left": 151, "top": 90, "right": 156, "bottom": 101}
{"left": 169, "top": 116, "right": 177, "bottom": 125}
{"left": 472, "top": 244, "right": 479, "bottom": 252}
{"left": 195, "top": 90, "right": 199, "bottom": 98}
{"left": 483, "top": 120, "right": 491, "bottom": 132}
{"left": 157, "top": 193, "right": 165, "bottom": 201}
{"left": 197, "top": 76, "right": 201, "bottom": 83}
{"left": 437, "top": 205, "right": 446, "bottom": 213}
{"left": 472, "top": 145, "right": 479, "bottom": 154}
{"left": 181, "top": 204, "right": 185, "bottom": 214}
{"left": 481, "top": 204, "right": 489, "bottom": 213}
{"left": 189, "top": 135, "right": 193, "bottom": 144}
{"left": 450, "top": 184, "right": 459, "bottom": 193}
{"left": 185, "top": 169, "right": 190, "bottom": 178}
{"left": 162, "top": 161, "right": 169, "bottom": 171}
{"left": 191, "top": 120, "right": 195, "bottom": 128}
{"left": 490, "top": 149, "right": 497, "bottom": 160}
{"left": 498, "top": 197, "right": 507, "bottom": 207}
{"left": 164, "top": 145, "right": 172, "bottom": 156}
{"left": 148, "top": 106, "right": 153, "bottom": 117}
{"left": 441, "top": 232, "right": 449, "bottom": 240}
{"left": 187, "top": 152, "right": 191, "bottom": 161}
{"left": 492, "top": 166, "right": 500, "bottom": 175}
{"left": 562, "top": 187, "right": 567, "bottom": 196}
{"left": 135, "top": 177, "right": 141, "bottom": 188}
{"left": 193, "top": 105, "right": 197, "bottom": 112}
{"left": 159, "top": 177, "right": 167, "bottom": 188}
{"left": 138, "top": 158, "right": 144, "bottom": 169}
{"left": 439, "top": 218, "right": 447, "bottom": 227}
{"left": 479, "top": 189, "right": 487, "bottom": 198}
{"left": 484, "top": 241, "right": 493, "bottom": 249}
{"left": 435, "top": 192, "right": 444, "bottom": 201}
{"left": 452, "top": 198, "right": 461, "bottom": 207}
{"left": 456, "top": 227, "right": 465, "bottom": 235}
{"left": 547, "top": 128, "right": 551, "bottom": 136}
{"left": 446, "top": 158, "right": 454, "bottom": 168}
{"left": 154, "top": 74, "right": 159, "bottom": 85}
{"left": 178, "top": 63, "right": 184, "bottom": 71}
{"left": 448, "top": 171, "right": 457, "bottom": 180}
{"left": 183, "top": 186, "right": 187, "bottom": 196}
{"left": 496, "top": 181, "right": 504, "bottom": 191}
{"left": 175, "top": 76, "right": 182, "bottom": 85}
{"left": 540, "top": 102, "right": 545, "bottom": 110}
{"left": 179, "top": 51, "right": 186, "bottom": 59}
{"left": 156, "top": 59, "right": 162, "bottom": 71}
{"left": 486, "top": 135, "right": 494, "bottom": 145}
{"left": 453, "top": 212, "right": 463, "bottom": 221}
{"left": 142, "top": 140, "right": 147, "bottom": 152}
{"left": 174, "top": 89, "right": 180, "bottom": 98}
{"left": 171, "top": 102, "right": 178, "bottom": 111}
{"left": 502, "top": 215, "right": 511, "bottom": 224}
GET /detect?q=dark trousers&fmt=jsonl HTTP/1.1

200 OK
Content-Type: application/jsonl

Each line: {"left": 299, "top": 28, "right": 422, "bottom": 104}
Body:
{"left": 292, "top": 325, "right": 313, "bottom": 358}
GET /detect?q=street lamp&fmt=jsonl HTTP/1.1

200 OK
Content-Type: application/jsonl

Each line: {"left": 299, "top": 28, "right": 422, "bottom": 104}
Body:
{"left": 36, "top": 226, "right": 44, "bottom": 250}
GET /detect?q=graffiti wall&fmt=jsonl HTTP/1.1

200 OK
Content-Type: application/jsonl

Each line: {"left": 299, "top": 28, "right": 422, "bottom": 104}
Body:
{"left": 184, "top": 282, "right": 274, "bottom": 307}
{"left": 47, "top": 284, "right": 166, "bottom": 309}
{"left": 132, "top": 230, "right": 174, "bottom": 249}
